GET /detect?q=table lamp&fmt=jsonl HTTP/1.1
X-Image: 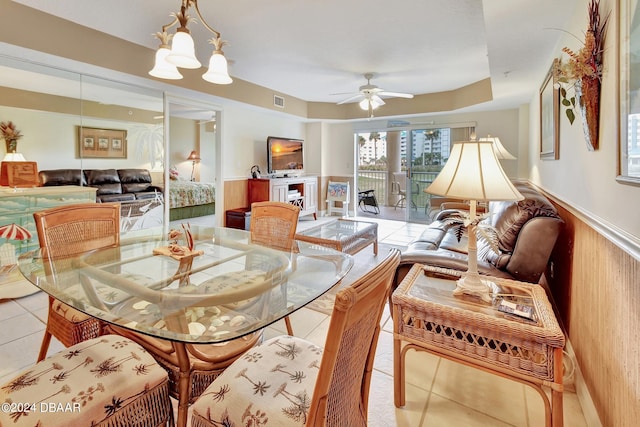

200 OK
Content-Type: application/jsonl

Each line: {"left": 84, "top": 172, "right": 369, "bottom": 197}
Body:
{"left": 425, "top": 140, "right": 523, "bottom": 302}
{"left": 479, "top": 135, "right": 517, "bottom": 160}
{"left": 187, "top": 150, "right": 200, "bottom": 181}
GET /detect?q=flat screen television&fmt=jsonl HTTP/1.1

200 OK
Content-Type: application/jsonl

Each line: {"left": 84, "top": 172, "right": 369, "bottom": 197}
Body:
{"left": 267, "top": 136, "right": 304, "bottom": 177}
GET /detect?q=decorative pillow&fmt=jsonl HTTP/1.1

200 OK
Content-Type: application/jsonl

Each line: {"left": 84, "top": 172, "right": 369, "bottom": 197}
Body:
{"left": 169, "top": 166, "right": 179, "bottom": 181}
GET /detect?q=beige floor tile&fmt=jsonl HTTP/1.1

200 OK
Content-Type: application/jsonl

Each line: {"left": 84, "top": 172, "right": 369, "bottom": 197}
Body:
{"left": 402, "top": 345, "right": 440, "bottom": 392}
{"left": 432, "top": 358, "right": 528, "bottom": 426}
{"left": 0, "top": 312, "right": 45, "bottom": 345}
{"left": 0, "top": 331, "right": 62, "bottom": 382}
{"left": 524, "top": 384, "right": 587, "bottom": 427}
{"left": 12, "top": 290, "right": 49, "bottom": 312}
{"left": 423, "top": 393, "right": 516, "bottom": 427}
{"left": 286, "top": 307, "right": 329, "bottom": 338}
{"left": 368, "top": 368, "right": 429, "bottom": 427}
{"left": 0, "top": 299, "right": 27, "bottom": 321}
{"left": 374, "top": 331, "right": 440, "bottom": 388}
{"left": 301, "top": 316, "right": 330, "bottom": 347}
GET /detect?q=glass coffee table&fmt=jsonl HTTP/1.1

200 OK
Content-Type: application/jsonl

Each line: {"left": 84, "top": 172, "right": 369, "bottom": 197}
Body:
{"left": 295, "top": 218, "right": 378, "bottom": 255}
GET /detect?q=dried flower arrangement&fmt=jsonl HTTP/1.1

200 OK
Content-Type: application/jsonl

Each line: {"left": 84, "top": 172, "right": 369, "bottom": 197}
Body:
{"left": 556, "top": 0, "right": 609, "bottom": 150}
{"left": 0, "top": 121, "right": 23, "bottom": 153}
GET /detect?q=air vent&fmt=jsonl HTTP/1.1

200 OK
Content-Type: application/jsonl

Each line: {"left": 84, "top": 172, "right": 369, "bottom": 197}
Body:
{"left": 274, "top": 95, "right": 285, "bottom": 108}
{"left": 387, "top": 120, "right": 410, "bottom": 128}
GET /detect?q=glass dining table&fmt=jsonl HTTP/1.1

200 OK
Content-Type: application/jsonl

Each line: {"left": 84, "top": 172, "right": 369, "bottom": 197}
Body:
{"left": 17, "top": 225, "right": 353, "bottom": 427}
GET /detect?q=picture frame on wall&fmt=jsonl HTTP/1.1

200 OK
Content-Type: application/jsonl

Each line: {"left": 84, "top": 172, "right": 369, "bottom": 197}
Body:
{"left": 78, "top": 127, "right": 127, "bottom": 158}
{"left": 540, "top": 59, "right": 560, "bottom": 160}
{"left": 618, "top": 0, "right": 640, "bottom": 185}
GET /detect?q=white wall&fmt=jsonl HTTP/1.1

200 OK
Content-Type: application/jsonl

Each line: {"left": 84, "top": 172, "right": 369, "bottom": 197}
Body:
{"left": 169, "top": 117, "right": 197, "bottom": 180}
{"left": 222, "top": 105, "right": 306, "bottom": 179}
{"left": 528, "top": 0, "right": 640, "bottom": 240}
{"left": 0, "top": 105, "right": 162, "bottom": 172}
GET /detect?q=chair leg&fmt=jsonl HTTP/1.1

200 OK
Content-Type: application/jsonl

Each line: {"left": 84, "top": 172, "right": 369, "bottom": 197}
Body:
{"left": 284, "top": 316, "right": 294, "bottom": 336}
{"left": 37, "top": 330, "right": 52, "bottom": 362}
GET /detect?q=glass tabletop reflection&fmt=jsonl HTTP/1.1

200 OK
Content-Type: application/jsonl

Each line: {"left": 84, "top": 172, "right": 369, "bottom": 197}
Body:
{"left": 17, "top": 226, "right": 353, "bottom": 344}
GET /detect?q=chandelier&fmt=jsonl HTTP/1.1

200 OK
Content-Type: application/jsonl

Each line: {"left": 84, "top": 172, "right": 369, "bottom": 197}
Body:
{"left": 149, "top": 0, "right": 232, "bottom": 85}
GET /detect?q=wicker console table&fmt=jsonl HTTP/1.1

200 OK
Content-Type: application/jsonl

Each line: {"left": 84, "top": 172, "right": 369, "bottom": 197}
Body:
{"left": 294, "top": 218, "right": 377, "bottom": 255}
{"left": 393, "top": 264, "right": 566, "bottom": 427}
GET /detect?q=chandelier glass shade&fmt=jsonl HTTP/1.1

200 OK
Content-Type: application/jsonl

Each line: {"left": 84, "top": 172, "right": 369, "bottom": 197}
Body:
{"left": 149, "top": 0, "right": 232, "bottom": 85}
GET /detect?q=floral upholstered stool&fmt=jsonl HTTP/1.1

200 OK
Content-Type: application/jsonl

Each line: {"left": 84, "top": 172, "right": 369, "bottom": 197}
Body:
{"left": 0, "top": 335, "right": 172, "bottom": 427}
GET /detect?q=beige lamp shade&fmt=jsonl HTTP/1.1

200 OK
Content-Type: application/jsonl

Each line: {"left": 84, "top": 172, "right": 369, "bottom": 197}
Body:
{"left": 479, "top": 135, "right": 516, "bottom": 160}
{"left": 426, "top": 140, "right": 523, "bottom": 202}
{"left": 187, "top": 150, "right": 201, "bottom": 161}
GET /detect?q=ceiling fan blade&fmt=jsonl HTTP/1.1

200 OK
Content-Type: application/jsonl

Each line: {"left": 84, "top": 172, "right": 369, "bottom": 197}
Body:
{"left": 379, "top": 91, "right": 414, "bottom": 99}
{"left": 337, "top": 94, "right": 364, "bottom": 105}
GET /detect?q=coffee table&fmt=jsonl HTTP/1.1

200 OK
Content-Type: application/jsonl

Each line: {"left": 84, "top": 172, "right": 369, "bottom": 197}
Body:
{"left": 393, "top": 264, "right": 566, "bottom": 427}
{"left": 295, "top": 218, "right": 378, "bottom": 255}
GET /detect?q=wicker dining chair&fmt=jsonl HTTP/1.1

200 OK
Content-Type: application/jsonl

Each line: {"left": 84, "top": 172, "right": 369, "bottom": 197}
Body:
{"left": 249, "top": 201, "right": 300, "bottom": 335}
{"left": 191, "top": 248, "right": 401, "bottom": 427}
{"left": 33, "top": 203, "right": 120, "bottom": 362}
{"left": 0, "top": 335, "right": 172, "bottom": 427}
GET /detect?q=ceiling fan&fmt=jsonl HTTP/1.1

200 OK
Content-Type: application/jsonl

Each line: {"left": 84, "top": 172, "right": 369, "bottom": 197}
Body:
{"left": 333, "top": 73, "right": 414, "bottom": 115}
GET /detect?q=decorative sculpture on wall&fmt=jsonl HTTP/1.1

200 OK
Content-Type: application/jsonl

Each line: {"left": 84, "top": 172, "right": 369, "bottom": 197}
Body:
{"left": 557, "top": 0, "right": 609, "bottom": 151}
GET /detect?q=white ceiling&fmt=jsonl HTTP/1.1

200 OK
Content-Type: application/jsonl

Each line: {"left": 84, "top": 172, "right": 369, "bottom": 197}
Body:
{"left": 13, "top": 0, "right": 579, "bottom": 114}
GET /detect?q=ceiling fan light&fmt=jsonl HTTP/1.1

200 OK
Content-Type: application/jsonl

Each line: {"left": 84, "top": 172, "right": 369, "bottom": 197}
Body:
{"left": 149, "top": 47, "right": 183, "bottom": 80}
{"left": 202, "top": 52, "right": 233, "bottom": 84}
{"left": 370, "top": 96, "right": 383, "bottom": 109}
{"left": 166, "top": 31, "right": 201, "bottom": 69}
{"left": 359, "top": 99, "right": 370, "bottom": 110}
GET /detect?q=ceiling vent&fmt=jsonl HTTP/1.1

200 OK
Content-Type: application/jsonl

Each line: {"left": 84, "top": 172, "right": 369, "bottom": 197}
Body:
{"left": 387, "top": 120, "right": 410, "bottom": 128}
{"left": 273, "top": 95, "right": 285, "bottom": 108}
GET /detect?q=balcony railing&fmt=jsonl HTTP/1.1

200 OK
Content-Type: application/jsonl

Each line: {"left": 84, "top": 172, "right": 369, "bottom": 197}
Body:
{"left": 356, "top": 170, "right": 440, "bottom": 211}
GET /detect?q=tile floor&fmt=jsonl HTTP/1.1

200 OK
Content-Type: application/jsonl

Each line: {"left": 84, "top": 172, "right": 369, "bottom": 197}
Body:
{"left": 0, "top": 216, "right": 589, "bottom": 426}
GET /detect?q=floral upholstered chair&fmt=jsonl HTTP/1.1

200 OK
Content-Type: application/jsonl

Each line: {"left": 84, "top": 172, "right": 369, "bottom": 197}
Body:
{"left": 0, "top": 335, "right": 171, "bottom": 426}
{"left": 190, "top": 249, "right": 400, "bottom": 427}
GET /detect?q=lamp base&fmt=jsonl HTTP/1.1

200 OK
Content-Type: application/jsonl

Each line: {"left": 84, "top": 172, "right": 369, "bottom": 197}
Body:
{"left": 452, "top": 273, "right": 494, "bottom": 303}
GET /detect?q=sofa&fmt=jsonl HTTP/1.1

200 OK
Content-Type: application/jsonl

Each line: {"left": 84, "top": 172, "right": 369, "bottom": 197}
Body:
{"left": 39, "top": 169, "right": 162, "bottom": 203}
{"left": 394, "top": 182, "right": 563, "bottom": 292}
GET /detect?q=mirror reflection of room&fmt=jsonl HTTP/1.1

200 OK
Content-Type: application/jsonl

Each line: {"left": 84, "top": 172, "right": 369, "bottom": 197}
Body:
{"left": 167, "top": 104, "right": 217, "bottom": 226}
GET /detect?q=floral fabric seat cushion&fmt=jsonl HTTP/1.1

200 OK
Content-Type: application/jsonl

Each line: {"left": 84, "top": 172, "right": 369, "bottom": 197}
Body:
{"left": 0, "top": 335, "right": 171, "bottom": 426}
{"left": 51, "top": 299, "right": 92, "bottom": 322}
{"left": 191, "top": 335, "right": 322, "bottom": 426}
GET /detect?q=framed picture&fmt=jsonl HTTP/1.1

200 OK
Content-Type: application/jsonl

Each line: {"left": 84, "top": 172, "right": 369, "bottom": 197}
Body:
{"left": 618, "top": 0, "right": 640, "bottom": 185}
{"left": 78, "top": 127, "right": 127, "bottom": 158}
{"left": 540, "top": 59, "right": 559, "bottom": 160}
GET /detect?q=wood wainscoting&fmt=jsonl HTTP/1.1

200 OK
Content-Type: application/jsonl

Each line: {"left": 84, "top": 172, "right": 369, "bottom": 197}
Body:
{"left": 223, "top": 179, "right": 250, "bottom": 213}
{"left": 544, "top": 194, "right": 639, "bottom": 427}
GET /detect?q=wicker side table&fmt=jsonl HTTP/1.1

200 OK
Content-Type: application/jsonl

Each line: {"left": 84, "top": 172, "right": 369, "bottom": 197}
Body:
{"left": 392, "top": 264, "right": 566, "bottom": 427}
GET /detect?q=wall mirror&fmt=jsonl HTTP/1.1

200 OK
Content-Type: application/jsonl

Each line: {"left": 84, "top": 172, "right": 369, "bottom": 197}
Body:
{"left": 0, "top": 55, "right": 166, "bottom": 236}
{"left": 619, "top": 0, "right": 640, "bottom": 185}
{"left": 165, "top": 97, "right": 219, "bottom": 225}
